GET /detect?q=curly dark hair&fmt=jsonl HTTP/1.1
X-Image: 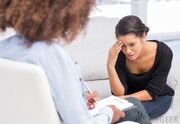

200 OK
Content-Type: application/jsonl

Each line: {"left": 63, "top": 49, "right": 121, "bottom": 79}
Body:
{"left": 0, "top": 0, "right": 95, "bottom": 42}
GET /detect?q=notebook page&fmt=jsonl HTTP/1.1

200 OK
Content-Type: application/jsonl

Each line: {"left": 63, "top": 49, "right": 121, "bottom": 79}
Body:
{"left": 89, "top": 95, "right": 134, "bottom": 116}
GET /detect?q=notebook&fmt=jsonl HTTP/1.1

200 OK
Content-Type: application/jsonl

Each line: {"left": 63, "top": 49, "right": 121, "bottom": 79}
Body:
{"left": 89, "top": 95, "right": 135, "bottom": 116}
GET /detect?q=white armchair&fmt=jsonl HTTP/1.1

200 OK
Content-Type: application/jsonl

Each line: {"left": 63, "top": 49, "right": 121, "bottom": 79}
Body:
{"left": 0, "top": 58, "right": 60, "bottom": 124}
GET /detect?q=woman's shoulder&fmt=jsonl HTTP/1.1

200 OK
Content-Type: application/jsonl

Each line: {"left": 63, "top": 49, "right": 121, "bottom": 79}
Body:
{"left": 154, "top": 41, "right": 173, "bottom": 65}
{"left": 157, "top": 41, "right": 173, "bottom": 58}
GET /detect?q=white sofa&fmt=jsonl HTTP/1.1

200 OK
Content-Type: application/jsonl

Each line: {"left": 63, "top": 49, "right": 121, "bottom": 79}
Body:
{"left": 0, "top": 58, "right": 60, "bottom": 124}
{"left": 65, "top": 17, "right": 180, "bottom": 124}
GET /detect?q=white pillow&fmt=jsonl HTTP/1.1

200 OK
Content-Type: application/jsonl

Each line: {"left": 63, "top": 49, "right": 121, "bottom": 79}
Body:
{"left": 65, "top": 17, "right": 119, "bottom": 81}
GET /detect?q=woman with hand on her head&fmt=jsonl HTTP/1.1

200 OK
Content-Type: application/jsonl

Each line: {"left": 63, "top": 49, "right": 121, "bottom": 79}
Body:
{"left": 107, "top": 15, "right": 174, "bottom": 119}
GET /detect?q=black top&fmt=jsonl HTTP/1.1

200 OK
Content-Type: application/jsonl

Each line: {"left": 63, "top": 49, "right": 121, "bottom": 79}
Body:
{"left": 115, "top": 41, "right": 174, "bottom": 98}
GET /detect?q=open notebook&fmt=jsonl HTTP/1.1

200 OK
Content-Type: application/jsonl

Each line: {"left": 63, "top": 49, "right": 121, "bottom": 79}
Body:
{"left": 89, "top": 95, "right": 135, "bottom": 116}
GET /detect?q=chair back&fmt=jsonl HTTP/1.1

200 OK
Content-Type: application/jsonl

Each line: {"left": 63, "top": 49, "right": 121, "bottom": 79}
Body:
{"left": 0, "top": 58, "right": 60, "bottom": 124}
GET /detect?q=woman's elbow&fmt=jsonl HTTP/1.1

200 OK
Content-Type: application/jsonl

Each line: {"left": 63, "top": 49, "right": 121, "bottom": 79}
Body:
{"left": 112, "top": 89, "right": 125, "bottom": 96}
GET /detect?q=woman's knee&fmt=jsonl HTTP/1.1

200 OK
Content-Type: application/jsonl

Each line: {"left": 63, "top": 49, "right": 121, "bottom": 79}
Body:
{"left": 126, "top": 97, "right": 139, "bottom": 102}
{"left": 142, "top": 95, "right": 173, "bottom": 119}
{"left": 125, "top": 97, "right": 143, "bottom": 107}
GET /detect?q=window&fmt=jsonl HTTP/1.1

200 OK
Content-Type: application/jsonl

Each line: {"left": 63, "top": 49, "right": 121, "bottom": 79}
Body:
{"left": 147, "top": 0, "right": 180, "bottom": 33}
{"left": 91, "top": 0, "right": 132, "bottom": 18}
{"left": 93, "top": 0, "right": 180, "bottom": 34}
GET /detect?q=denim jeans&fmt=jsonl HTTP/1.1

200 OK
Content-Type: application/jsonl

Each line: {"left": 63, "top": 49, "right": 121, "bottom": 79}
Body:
{"left": 117, "top": 97, "right": 151, "bottom": 124}
{"left": 142, "top": 95, "right": 173, "bottom": 119}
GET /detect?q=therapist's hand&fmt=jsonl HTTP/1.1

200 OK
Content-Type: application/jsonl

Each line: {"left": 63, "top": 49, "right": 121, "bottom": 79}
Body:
{"left": 108, "top": 105, "right": 125, "bottom": 123}
{"left": 85, "top": 91, "right": 99, "bottom": 110}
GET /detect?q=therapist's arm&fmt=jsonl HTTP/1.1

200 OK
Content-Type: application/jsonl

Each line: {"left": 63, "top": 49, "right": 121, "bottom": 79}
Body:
{"left": 39, "top": 53, "right": 124, "bottom": 124}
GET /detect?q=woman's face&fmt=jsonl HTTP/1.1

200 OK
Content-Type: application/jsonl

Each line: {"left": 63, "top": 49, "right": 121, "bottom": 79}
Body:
{"left": 117, "top": 33, "right": 144, "bottom": 61}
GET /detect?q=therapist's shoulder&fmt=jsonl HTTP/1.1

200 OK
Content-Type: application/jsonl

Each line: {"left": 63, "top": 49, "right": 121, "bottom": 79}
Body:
{"left": 30, "top": 41, "right": 73, "bottom": 65}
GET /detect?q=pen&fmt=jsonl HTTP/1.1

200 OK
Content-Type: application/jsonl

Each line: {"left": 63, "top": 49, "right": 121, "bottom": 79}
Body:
{"left": 83, "top": 81, "right": 92, "bottom": 93}
{"left": 83, "top": 81, "right": 98, "bottom": 109}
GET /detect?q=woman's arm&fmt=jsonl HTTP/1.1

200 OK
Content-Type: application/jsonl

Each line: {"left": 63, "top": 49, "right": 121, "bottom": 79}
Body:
{"left": 119, "top": 90, "right": 153, "bottom": 101}
{"left": 107, "top": 41, "right": 126, "bottom": 96}
{"left": 108, "top": 66, "right": 125, "bottom": 96}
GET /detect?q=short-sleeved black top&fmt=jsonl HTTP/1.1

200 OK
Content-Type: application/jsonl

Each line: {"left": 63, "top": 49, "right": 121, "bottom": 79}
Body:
{"left": 115, "top": 41, "right": 174, "bottom": 98}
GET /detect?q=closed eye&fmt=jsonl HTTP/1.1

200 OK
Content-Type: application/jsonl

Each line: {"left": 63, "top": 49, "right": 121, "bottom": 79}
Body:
{"left": 129, "top": 43, "right": 135, "bottom": 47}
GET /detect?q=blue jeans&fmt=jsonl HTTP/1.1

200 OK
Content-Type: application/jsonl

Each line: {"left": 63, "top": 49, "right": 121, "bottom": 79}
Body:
{"left": 117, "top": 97, "right": 151, "bottom": 124}
{"left": 142, "top": 95, "right": 173, "bottom": 119}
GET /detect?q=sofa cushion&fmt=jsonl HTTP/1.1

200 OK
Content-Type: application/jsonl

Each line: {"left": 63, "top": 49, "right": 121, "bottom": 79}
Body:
{"left": 65, "top": 17, "right": 119, "bottom": 81}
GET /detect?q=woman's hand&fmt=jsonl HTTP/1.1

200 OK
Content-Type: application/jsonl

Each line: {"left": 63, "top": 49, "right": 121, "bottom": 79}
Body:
{"left": 107, "top": 41, "right": 122, "bottom": 69}
{"left": 85, "top": 91, "right": 99, "bottom": 110}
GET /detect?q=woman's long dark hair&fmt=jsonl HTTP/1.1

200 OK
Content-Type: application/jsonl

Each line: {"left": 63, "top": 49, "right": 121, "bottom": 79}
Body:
{"left": 115, "top": 15, "right": 149, "bottom": 37}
